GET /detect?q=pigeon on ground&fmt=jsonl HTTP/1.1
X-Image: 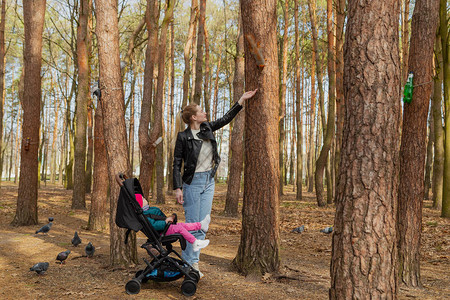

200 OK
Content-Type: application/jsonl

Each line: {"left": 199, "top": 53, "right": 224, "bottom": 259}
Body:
{"left": 291, "top": 225, "right": 305, "bottom": 233}
{"left": 30, "top": 262, "right": 49, "bottom": 275}
{"left": 48, "top": 217, "right": 54, "bottom": 222}
{"left": 85, "top": 242, "right": 95, "bottom": 258}
{"left": 320, "top": 227, "right": 333, "bottom": 234}
{"left": 35, "top": 222, "right": 52, "bottom": 234}
{"left": 56, "top": 250, "right": 71, "bottom": 264}
{"left": 71, "top": 231, "right": 82, "bottom": 247}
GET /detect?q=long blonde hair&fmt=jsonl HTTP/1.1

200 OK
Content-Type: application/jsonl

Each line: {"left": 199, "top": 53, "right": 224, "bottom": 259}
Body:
{"left": 174, "top": 103, "right": 198, "bottom": 133}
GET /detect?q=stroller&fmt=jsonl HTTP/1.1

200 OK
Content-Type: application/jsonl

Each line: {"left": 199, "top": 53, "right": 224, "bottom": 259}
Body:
{"left": 115, "top": 173, "right": 200, "bottom": 296}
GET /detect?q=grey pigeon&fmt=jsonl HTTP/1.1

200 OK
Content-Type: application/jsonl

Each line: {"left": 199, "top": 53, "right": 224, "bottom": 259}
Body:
{"left": 30, "top": 262, "right": 49, "bottom": 275}
{"left": 71, "top": 231, "right": 82, "bottom": 247}
{"left": 85, "top": 242, "right": 95, "bottom": 258}
{"left": 320, "top": 227, "right": 333, "bottom": 234}
{"left": 291, "top": 225, "right": 305, "bottom": 233}
{"left": 56, "top": 250, "right": 71, "bottom": 264}
{"left": 35, "top": 222, "right": 52, "bottom": 234}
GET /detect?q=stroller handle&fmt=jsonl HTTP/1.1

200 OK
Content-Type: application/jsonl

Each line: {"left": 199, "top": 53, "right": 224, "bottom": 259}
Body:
{"left": 115, "top": 172, "right": 127, "bottom": 187}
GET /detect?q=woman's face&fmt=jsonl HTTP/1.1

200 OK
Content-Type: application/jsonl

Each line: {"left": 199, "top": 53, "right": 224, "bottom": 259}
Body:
{"left": 192, "top": 106, "right": 208, "bottom": 123}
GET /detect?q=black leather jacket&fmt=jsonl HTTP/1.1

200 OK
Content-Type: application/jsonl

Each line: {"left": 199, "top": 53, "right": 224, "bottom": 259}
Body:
{"left": 173, "top": 102, "right": 243, "bottom": 189}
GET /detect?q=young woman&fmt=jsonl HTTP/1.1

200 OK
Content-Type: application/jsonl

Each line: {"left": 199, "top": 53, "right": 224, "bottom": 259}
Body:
{"left": 173, "top": 89, "right": 257, "bottom": 277}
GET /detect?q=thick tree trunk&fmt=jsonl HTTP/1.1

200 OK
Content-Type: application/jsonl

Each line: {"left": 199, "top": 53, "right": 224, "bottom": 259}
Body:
{"left": 234, "top": 0, "right": 280, "bottom": 276}
{"left": 397, "top": 0, "right": 439, "bottom": 287}
{"left": 182, "top": 0, "right": 198, "bottom": 107}
{"left": 441, "top": 0, "right": 450, "bottom": 218}
{"left": 330, "top": 0, "right": 401, "bottom": 298}
{"left": 193, "top": 0, "right": 205, "bottom": 105}
{"left": 139, "top": 0, "right": 159, "bottom": 199}
{"left": 96, "top": 0, "right": 136, "bottom": 266}
{"left": 12, "top": 0, "right": 46, "bottom": 226}
{"left": 73, "top": 0, "right": 90, "bottom": 209}
{"left": 295, "top": 0, "right": 303, "bottom": 200}
{"left": 224, "top": 13, "right": 244, "bottom": 217}
{"left": 87, "top": 99, "right": 108, "bottom": 232}
{"left": 432, "top": 37, "right": 444, "bottom": 210}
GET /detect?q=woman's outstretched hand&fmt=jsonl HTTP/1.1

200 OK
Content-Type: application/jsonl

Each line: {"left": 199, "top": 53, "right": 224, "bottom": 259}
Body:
{"left": 175, "top": 188, "right": 184, "bottom": 205}
{"left": 238, "top": 89, "right": 258, "bottom": 105}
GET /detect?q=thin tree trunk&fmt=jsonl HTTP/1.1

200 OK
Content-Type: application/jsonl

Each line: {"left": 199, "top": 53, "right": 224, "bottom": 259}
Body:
{"left": 308, "top": 43, "right": 316, "bottom": 193}
{"left": 96, "top": 0, "right": 136, "bottom": 266}
{"left": 424, "top": 110, "right": 434, "bottom": 200}
{"left": 224, "top": 12, "right": 244, "bottom": 217}
{"left": 432, "top": 36, "right": 444, "bottom": 210}
{"left": 50, "top": 94, "right": 60, "bottom": 184}
{"left": 182, "top": 0, "right": 198, "bottom": 107}
{"left": 0, "top": 0, "right": 6, "bottom": 185}
{"left": 167, "top": 21, "right": 175, "bottom": 195}
{"left": 193, "top": 0, "right": 205, "bottom": 105}
{"left": 330, "top": 0, "right": 401, "bottom": 297}
{"left": 401, "top": 0, "right": 411, "bottom": 86}
{"left": 203, "top": 24, "right": 210, "bottom": 114}
{"left": 85, "top": 94, "right": 94, "bottom": 192}
{"left": 234, "top": 0, "right": 280, "bottom": 276}
{"left": 12, "top": 0, "right": 46, "bottom": 226}
{"left": 397, "top": 0, "right": 439, "bottom": 287}
{"left": 295, "top": 0, "right": 303, "bottom": 200}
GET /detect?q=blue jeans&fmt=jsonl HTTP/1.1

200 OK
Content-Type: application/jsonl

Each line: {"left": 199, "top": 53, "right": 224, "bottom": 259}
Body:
{"left": 182, "top": 170, "right": 215, "bottom": 265}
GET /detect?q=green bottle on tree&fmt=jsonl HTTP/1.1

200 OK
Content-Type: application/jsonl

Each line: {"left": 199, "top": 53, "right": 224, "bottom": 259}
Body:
{"left": 403, "top": 72, "right": 414, "bottom": 104}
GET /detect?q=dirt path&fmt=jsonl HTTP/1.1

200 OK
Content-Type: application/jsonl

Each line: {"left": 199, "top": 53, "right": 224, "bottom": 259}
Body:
{"left": 0, "top": 182, "right": 449, "bottom": 299}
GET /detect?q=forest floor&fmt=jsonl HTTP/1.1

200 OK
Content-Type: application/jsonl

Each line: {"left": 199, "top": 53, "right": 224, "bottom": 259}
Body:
{"left": 0, "top": 181, "right": 449, "bottom": 300}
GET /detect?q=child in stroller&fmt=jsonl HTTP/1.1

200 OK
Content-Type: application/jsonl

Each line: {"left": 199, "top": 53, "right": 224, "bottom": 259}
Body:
{"left": 115, "top": 174, "right": 206, "bottom": 296}
{"left": 135, "top": 194, "right": 210, "bottom": 252}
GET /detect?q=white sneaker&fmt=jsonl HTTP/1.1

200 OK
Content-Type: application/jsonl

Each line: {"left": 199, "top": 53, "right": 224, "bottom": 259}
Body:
{"left": 192, "top": 239, "right": 210, "bottom": 252}
{"left": 191, "top": 262, "right": 204, "bottom": 279}
{"left": 200, "top": 214, "right": 211, "bottom": 232}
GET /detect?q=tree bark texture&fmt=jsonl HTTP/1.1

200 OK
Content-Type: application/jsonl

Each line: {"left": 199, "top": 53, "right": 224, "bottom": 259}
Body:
{"left": 225, "top": 13, "right": 244, "bottom": 217}
{"left": 432, "top": 37, "right": 444, "bottom": 210}
{"left": 12, "top": 0, "right": 46, "bottom": 226}
{"left": 0, "top": 0, "right": 6, "bottom": 186}
{"left": 96, "top": 0, "right": 136, "bottom": 266}
{"left": 87, "top": 99, "right": 108, "bottom": 231}
{"left": 73, "top": 0, "right": 91, "bottom": 209}
{"left": 423, "top": 111, "right": 434, "bottom": 200}
{"left": 234, "top": 0, "right": 280, "bottom": 276}
{"left": 167, "top": 21, "right": 175, "bottom": 195}
{"left": 397, "top": 0, "right": 439, "bottom": 287}
{"left": 139, "top": 0, "right": 159, "bottom": 199}
{"left": 440, "top": 0, "right": 450, "bottom": 218}
{"left": 182, "top": 0, "right": 198, "bottom": 107}
{"left": 193, "top": 0, "right": 205, "bottom": 105}
{"left": 294, "top": 0, "right": 303, "bottom": 200}
{"left": 330, "top": 0, "right": 401, "bottom": 298}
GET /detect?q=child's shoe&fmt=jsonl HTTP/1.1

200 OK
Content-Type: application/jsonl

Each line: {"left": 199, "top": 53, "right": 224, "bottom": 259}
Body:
{"left": 200, "top": 214, "right": 211, "bottom": 232}
{"left": 192, "top": 239, "right": 210, "bottom": 252}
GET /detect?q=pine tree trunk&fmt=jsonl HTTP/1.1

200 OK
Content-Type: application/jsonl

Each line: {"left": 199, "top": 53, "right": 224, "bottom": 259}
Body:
{"left": 308, "top": 43, "right": 316, "bottom": 193}
{"left": 330, "top": 1, "right": 401, "bottom": 297}
{"left": 86, "top": 95, "right": 94, "bottom": 192}
{"left": 87, "top": 98, "right": 108, "bottom": 231}
{"left": 166, "top": 21, "right": 175, "bottom": 195}
{"left": 96, "top": 0, "right": 136, "bottom": 266}
{"left": 73, "top": 0, "right": 90, "bottom": 209}
{"left": 11, "top": 0, "right": 46, "bottom": 226}
{"left": 182, "top": 0, "right": 198, "bottom": 108}
{"left": 203, "top": 25, "right": 210, "bottom": 114}
{"left": 397, "top": 0, "right": 439, "bottom": 287}
{"left": 440, "top": 0, "right": 450, "bottom": 218}
{"left": 334, "top": 0, "right": 345, "bottom": 196}
{"left": 193, "top": 0, "right": 205, "bottom": 105}
{"left": 50, "top": 95, "right": 60, "bottom": 184}
{"left": 0, "top": 0, "right": 6, "bottom": 186}
{"left": 423, "top": 111, "right": 434, "bottom": 200}
{"left": 295, "top": 0, "right": 303, "bottom": 200}
{"left": 432, "top": 37, "right": 444, "bottom": 210}
{"left": 401, "top": 0, "right": 411, "bottom": 86}
{"left": 234, "top": 0, "right": 280, "bottom": 276}
{"left": 224, "top": 12, "right": 244, "bottom": 217}
{"left": 139, "top": 0, "right": 159, "bottom": 199}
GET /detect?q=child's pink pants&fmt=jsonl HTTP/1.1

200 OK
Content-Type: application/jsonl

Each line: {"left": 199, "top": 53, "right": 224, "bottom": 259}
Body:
{"left": 166, "top": 222, "right": 201, "bottom": 244}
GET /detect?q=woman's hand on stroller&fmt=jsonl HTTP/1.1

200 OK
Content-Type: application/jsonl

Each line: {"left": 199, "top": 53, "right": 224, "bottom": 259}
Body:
{"left": 175, "top": 188, "right": 183, "bottom": 205}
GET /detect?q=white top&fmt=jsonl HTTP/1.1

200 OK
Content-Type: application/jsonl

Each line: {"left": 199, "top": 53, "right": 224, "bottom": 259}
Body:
{"left": 191, "top": 129, "right": 213, "bottom": 173}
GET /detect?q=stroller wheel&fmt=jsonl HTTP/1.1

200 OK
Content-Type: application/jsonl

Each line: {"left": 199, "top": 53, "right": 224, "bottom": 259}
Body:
{"left": 181, "top": 279, "right": 197, "bottom": 296}
{"left": 188, "top": 270, "right": 200, "bottom": 283}
{"left": 125, "top": 279, "right": 141, "bottom": 295}
{"left": 135, "top": 270, "right": 149, "bottom": 283}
